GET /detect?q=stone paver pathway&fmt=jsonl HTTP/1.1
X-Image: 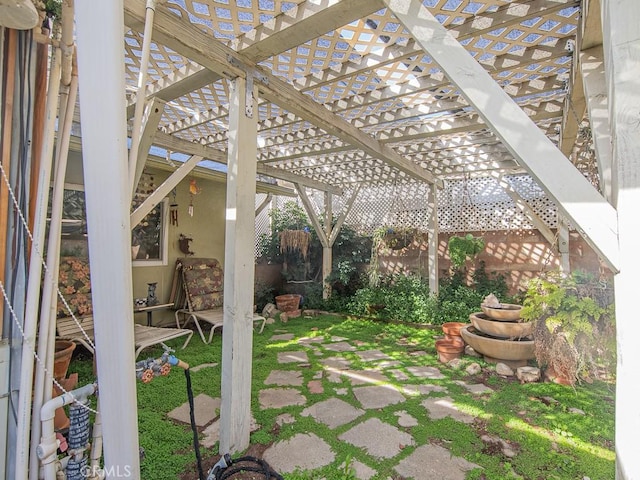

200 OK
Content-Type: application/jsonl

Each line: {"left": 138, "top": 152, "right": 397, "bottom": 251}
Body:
{"left": 169, "top": 329, "right": 509, "bottom": 479}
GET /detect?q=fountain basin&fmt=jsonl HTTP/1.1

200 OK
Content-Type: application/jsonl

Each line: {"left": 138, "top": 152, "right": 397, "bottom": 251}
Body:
{"left": 480, "top": 303, "right": 522, "bottom": 321}
{"left": 460, "top": 325, "right": 534, "bottom": 361}
{"left": 469, "top": 313, "right": 532, "bottom": 339}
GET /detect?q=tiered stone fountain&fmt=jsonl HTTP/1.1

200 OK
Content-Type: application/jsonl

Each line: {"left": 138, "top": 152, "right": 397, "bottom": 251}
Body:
{"left": 460, "top": 296, "right": 534, "bottom": 367}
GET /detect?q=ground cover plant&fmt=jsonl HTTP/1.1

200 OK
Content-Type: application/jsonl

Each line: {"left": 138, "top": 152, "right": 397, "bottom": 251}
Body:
{"left": 69, "top": 315, "right": 614, "bottom": 480}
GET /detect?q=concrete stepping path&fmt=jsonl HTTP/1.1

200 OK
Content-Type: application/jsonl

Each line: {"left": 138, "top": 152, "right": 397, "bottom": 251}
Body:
{"left": 263, "top": 433, "right": 335, "bottom": 474}
{"left": 264, "top": 370, "right": 304, "bottom": 386}
{"left": 355, "top": 349, "right": 391, "bottom": 362}
{"left": 323, "top": 341, "right": 356, "bottom": 352}
{"left": 167, "top": 394, "right": 220, "bottom": 427}
{"left": 270, "top": 333, "right": 295, "bottom": 341}
{"left": 342, "top": 369, "right": 388, "bottom": 385}
{"left": 353, "top": 385, "right": 406, "bottom": 409}
{"left": 259, "top": 388, "right": 306, "bottom": 409}
{"left": 407, "top": 365, "right": 445, "bottom": 379}
{"left": 277, "top": 351, "right": 309, "bottom": 363}
{"left": 394, "top": 444, "right": 481, "bottom": 480}
{"left": 339, "top": 418, "right": 415, "bottom": 459}
{"left": 301, "top": 398, "right": 365, "bottom": 429}
{"left": 422, "top": 396, "right": 476, "bottom": 424}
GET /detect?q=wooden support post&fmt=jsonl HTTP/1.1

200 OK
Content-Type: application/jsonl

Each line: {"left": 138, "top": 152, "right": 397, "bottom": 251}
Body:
{"left": 255, "top": 193, "right": 272, "bottom": 217}
{"left": 557, "top": 215, "right": 570, "bottom": 273}
{"left": 130, "top": 97, "right": 165, "bottom": 199}
{"left": 323, "top": 192, "right": 333, "bottom": 299}
{"left": 427, "top": 184, "right": 439, "bottom": 295}
{"left": 219, "top": 75, "right": 257, "bottom": 455}
{"left": 602, "top": 1, "right": 640, "bottom": 478}
{"left": 76, "top": 1, "right": 141, "bottom": 477}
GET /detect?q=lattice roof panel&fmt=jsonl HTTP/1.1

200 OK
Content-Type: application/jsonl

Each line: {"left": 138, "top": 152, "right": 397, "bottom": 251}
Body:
{"left": 117, "top": 0, "right": 602, "bottom": 234}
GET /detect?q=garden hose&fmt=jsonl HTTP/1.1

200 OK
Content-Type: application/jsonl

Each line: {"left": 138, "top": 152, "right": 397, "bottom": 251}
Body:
{"left": 207, "top": 454, "right": 283, "bottom": 480}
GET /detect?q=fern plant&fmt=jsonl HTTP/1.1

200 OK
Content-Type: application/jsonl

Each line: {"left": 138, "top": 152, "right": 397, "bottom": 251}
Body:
{"left": 521, "top": 272, "right": 615, "bottom": 384}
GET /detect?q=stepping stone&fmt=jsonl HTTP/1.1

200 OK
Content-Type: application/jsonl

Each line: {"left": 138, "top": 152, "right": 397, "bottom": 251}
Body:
{"left": 353, "top": 385, "right": 405, "bottom": 409}
{"left": 350, "top": 460, "right": 376, "bottom": 480}
{"left": 394, "top": 444, "right": 481, "bottom": 480}
{"left": 259, "top": 388, "right": 306, "bottom": 409}
{"left": 331, "top": 336, "right": 348, "bottom": 342}
{"left": 324, "top": 341, "right": 356, "bottom": 352}
{"left": 408, "top": 350, "right": 427, "bottom": 356}
{"left": 277, "top": 351, "right": 309, "bottom": 364}
{"left": 402, "top": 384, "right": 447, "bottom": 397}
{"left": 320, "top": 357, "right": 351, "bottom": 370}
{"left": 339, "top": 418, "right": 415, "bottom": 459}
{"left": 275, "top": 413, "right": 296, "bottom": 425}
{"left": 298, "top": 336, "right": 324, "bottom": 345}
{"left": 395, "top": 410, "right": 418, "bottom": 427}
{"left": 327, "top": 372, "right": 343, "bottom": 383}
{"left": 201, "top": 415, "right": 259, "bottom": 448}
{"left": 190, "top": 362, "right": 218, "bottom": 373}
{"left": 263, "top": 433, "right": 335, "bottom": 474}
{"left": 455, "top": 381, "right": 493, "bottom": 395}
{"left": 335, "top": 388, "right": 348, "bottom": 396}
{"left": 167, "top": 394, "right": 220, "bottom": 427}
{"left": 264, "top": 370, "right": 303, "bottom": 386}
{"left": 356, "top": 349, "right": 391, "bottom": 362}
{"left": 343, "top": 370, "right": 388, "bottom": 386}
{"left": 421, "top": 396, "right": 475, "bottom": 424}
{"left": 390, "top": 369, "right": 409, "bottom": 381}
{"left": 373, "top": 360, "right": 401, "bottom": 369}
{"left": 407, "top": 366, "right": 445, "bottom": 379}
{"left": 307, "top": 380, "right": 324, "bottom": 394}
{"left": 270, "top": 333, "right": 295, "bottom": 341}
{"left": 301, "top": 398, "right": 365, "bottom": 429}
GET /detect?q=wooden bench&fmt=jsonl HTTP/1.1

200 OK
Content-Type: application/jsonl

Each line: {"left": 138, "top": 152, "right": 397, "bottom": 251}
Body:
{"left": 56, "top": 257, "right": 193, "bottom": 358}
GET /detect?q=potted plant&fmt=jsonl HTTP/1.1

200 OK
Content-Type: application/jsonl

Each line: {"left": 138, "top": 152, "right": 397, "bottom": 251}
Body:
{"left": 448, "top": 234, "right": 485, "bottom": 269}
{"left": 521, "top": 271, "right": 615, "bottom": 385}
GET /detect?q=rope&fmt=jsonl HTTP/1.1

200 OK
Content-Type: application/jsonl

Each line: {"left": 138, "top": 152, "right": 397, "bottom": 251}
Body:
{"left": 185, "top": 368, "right": 206, "bottom": 480}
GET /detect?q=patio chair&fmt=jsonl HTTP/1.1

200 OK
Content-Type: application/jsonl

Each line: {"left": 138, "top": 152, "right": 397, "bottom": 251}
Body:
{"left": 55, "top": 257, "right": 193, "bottom": 359}
{"left": 173, "top": 258, "right": 266, "bottom": 344}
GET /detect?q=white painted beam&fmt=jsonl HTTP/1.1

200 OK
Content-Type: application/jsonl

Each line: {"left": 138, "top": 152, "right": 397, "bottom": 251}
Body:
{"left": 219, "top": 76, "right": 257, "bottom": 455}
{"left": 329, "top": 185, "right": 361, "bottom": 246}
{"left": 385, "top": 0, "right": 618, "bottom": 271}
{"left": 130, "top": 154, "right": 204, "bottom": 228}
{"left": 495, "top": 174, "right": 558, "bottom": 250}
{"left": 130, "top": 97, "right": 164, "bottom": 198}
{"left": 557, "top": 214, "right": 570, "bottom": 272}
{"left": 603, "top": 1, "right": 640, "bottom": 478}
{"left": 75, "top": 0, "right": 140, "bottom": 477}
{"left": 152, "top": 131, "right": 342, "bottom": 195}
{"left": 581, "top": 46, "right": 613, "bottom": 203}
{"left": 255, "top": 194, "right": 272, "bottom": 217}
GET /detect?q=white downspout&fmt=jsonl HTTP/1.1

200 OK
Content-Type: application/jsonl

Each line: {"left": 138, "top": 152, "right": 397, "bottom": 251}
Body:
{"left": 128, "top": 0, "right": 158, "bottom": 197}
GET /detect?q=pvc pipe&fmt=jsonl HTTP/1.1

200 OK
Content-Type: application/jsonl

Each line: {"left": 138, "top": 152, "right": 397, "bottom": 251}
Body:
{"left": 29, "top": 69, "right": 78, "bottom": 480}
{"left": 60, "top": 0, "right": 74, "bottom": 86}
{"left": 37, "top": 383, "right": 97, "bottom": 480}
{"left": 128, "top": 0, "right": 157, "bottom": 197}
{"left": 76, "top": 0, "right": 141, "bottom": 477}
{"left": 15, "top": 44, "right": 61, "bottom": 480}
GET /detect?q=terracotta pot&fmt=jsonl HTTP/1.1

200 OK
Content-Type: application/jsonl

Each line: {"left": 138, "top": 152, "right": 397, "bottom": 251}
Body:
{"left": 54, "top": 340, "right": 76, "bottom": 381}
{"left": 442, "top": 322, "right": 467, "bottom": 337}
{"left": 435, "top": 338, "right": 464, "bottom": 363}
{"left": 275, "top": 294, "right": 301, "bottom": 313}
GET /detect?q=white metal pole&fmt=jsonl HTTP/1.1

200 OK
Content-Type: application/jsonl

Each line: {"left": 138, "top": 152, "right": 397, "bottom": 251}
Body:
{"left": 15, "top": 45, "right": 61, "bottom": 480}
{"left": 76, "top": 0, "right": 141, "bottom": 477}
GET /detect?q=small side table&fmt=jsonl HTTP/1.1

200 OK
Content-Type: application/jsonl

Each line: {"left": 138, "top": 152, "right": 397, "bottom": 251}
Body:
{"left": 134, "top": 302, "right": 174, "bottom": 327}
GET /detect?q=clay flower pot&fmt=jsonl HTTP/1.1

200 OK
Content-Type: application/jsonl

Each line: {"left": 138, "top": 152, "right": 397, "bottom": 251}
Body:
{"left": 442, "top": 322, "right": 467, "bottom": 338}
{"left": 275, "top": 294, "right": 302, "bottom": 313}
{"left": 53, "top": 340, "right": 76, "bottom": 381}
{"left": 435, "top": 338, "right": 464, "bottom": 363}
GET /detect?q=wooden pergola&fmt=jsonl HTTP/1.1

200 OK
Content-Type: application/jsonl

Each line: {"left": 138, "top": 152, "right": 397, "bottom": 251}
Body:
{"left": 4, "top": 0, "right": 639, "bottom": 479}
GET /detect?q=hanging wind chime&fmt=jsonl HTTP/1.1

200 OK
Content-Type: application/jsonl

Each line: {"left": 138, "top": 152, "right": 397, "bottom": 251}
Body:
{"left": 170, "top": 188, "right": 179, "bottom": 226}
{"left": 188, "top": 179, "right": 201, "bottom": 216}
